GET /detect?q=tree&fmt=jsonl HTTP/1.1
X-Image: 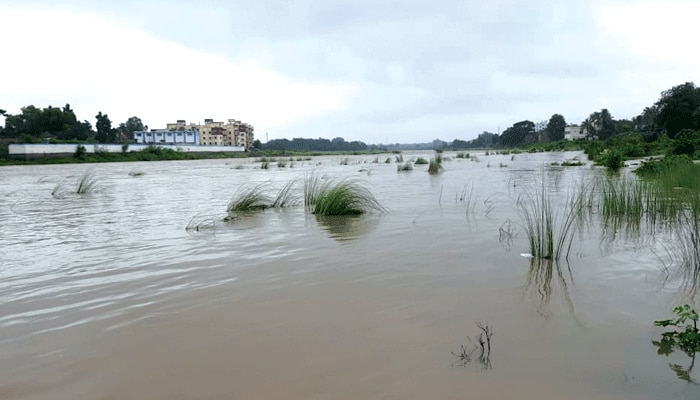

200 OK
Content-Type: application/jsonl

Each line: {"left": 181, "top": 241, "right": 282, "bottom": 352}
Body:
{"left": 581, "top": 118, "right": 595, "bottom": 139}
{"left": 1, "top": 104, "right": 95, "bottom": 141}
{"left": 546, "top": 114, "right": 566, "bottom": 141}
{"left": 116, "top": 116, "right": 145, "bottom": 142}
{"left": 597, "top": 109, "right": 615, "bottom": 140}
{"left": 654, "top": 82, "right": 700, "bottom": 138}
{"left": 95, "top": 112, "right": 115, "bottom": 143}
{"left": 500, "top": 120, "right": 535, "bottom": 147}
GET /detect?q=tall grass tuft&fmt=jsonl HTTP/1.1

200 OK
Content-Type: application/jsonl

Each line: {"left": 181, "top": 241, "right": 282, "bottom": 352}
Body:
{"left": 76, "top": 171, "right": 99, "bottom": 194}
{"left": 226, "top": 184, "right": 270, "bottom": 219}
{"left": 518, "top": 181, "right": 585, "bottom": 261}
{"left": 598, "top": 177, "right": 646, "bottom": 234}
{"left": 397, "top": 161, "right": 413, "bottom": 172}
{"left": 428, "top": 152, "right": 443, "bottom": 175}
{"left": 271, "top": 180, "right": 300, "bottom": 208}
{"left": 185, "top": 215, "right": 218, "bottom": 233}
{"left": 304, "top": 175, "right": 385, "bottom": 216}
{"left": 415, "top": 157, "right": 428, "bottom": 165}
{"left": 53, "top": 170, "right": 99, "bottom": 197}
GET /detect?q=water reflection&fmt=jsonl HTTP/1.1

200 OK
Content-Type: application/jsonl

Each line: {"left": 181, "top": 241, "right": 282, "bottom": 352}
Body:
{"left": 524, "top": 258, "right": 577, "bottom": 320}
{"left": 315, "top": 215, "right": 379, "bottom": 242}
{"left": 652, "top": 339, "right": 698, "bottom": 384}
{"left": 658, "top": 214, "right": 700, "bottom": 302}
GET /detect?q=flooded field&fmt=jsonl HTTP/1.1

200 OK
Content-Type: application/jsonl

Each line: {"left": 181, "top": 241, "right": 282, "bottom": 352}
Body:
{"left": 1, "top": 151, "right": 698, "bottom": 399}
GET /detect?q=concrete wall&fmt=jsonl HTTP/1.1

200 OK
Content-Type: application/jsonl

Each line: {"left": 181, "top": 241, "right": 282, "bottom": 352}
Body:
{"left": 8, "top": 144, "right": 244, "bottom": 159}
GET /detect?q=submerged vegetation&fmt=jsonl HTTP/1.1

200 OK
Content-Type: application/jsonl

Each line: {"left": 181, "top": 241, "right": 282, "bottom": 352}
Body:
{"left": 226, "top": 184, "right": 271, "bottom": 218}
{"left": 517, "top": 181, "right": 586, "bottom": 261}
{"left": 428, "top": 152, "right": 443, "bottom": 175}
{"left": 304, "top": 175, "right": 385, "bottom": 216}
{"left": 52, "top": 170, "right": 99, "bottom": 197}
{"left": 452, "top": 322, "right": 494, "bottom": 370}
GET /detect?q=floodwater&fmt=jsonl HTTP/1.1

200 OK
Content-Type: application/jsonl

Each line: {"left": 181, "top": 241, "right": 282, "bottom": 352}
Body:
{"left": 0, "top": 151, "right": 697, "bottom": 399}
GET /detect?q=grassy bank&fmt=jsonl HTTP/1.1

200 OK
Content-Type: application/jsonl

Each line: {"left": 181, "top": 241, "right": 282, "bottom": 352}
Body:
{"left": 0, "top": 146, "right": 249, "bottom": 166}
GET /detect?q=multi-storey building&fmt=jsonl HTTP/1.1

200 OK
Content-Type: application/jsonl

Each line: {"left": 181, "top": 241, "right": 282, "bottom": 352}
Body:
{"left": 133, "top": 118, "right": 254, "bottom": 148}
{"left": 198, "top": 119, "right": 254, "bottom": 148}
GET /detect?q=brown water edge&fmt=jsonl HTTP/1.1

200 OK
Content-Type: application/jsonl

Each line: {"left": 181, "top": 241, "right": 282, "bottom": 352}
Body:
{"left": 0, "top": 257, "right": 652, "bottom": 400}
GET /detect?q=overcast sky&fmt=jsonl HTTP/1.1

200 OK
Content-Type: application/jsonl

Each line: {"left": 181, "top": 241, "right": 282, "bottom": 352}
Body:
{"left": 1, "top": 0, "right": 698, "bottom": 144}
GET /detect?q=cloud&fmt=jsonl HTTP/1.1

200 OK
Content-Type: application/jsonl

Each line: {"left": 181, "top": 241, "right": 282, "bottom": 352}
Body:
{"left": 2, "top": 0, "right": 699, "bottom": 143}
{"left": 0, "top": 5, "right": 355, "bottom": 132}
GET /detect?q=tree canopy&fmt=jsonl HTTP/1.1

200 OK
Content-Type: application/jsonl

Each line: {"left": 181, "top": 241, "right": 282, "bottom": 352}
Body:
{"left": 546, "top": 114, "right": 566, "bottom": 142}
{"left": 654, "top": 82, "right": 700, "bottom": 138}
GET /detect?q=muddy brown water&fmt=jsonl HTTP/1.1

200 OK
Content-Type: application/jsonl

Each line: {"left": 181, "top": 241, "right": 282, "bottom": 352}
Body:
{"left": 1, "top": 152, "right": 697, "bottom": 399}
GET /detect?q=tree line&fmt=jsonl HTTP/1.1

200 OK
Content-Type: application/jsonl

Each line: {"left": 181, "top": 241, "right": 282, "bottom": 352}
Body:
{"left": 443, "top": 81, "right": 700, "bottom": 150}
{"left": 256, "top": 137, "right": 369, "bottom": 152}
{"left": 0, "top": 104, "right": 145, "bottom": 144}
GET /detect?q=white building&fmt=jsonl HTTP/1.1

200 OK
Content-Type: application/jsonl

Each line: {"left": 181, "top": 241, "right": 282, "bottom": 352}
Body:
{"left": 133, "top": 129, "right": 199, "bottom": 145}
{"left": 564, "top": 125, "right": 588, "bottom": 140}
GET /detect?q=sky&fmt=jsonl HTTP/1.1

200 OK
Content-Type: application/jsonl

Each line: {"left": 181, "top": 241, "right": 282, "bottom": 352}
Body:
{"left": 1, "top": 0, "right": 699, "bottom": 144}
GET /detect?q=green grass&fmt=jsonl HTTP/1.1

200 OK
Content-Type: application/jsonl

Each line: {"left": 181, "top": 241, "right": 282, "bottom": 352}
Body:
{"left": 598, "top": 177, "right": 646, "bottom": 233}
{"left": 271, "top": 180, "right": 300, "bottom": 208}
{"left": 518, "top": 182, "right": 587, "bottom": 261}
{"left": 397, "top": 161, "right": 413, "bottom": 172}
{"left": 414, "top": 157, "right": 428, "bottom": 165}
{"left": 304, "top": 175, "right": 385, "bottom": 216}
{"left": 185, "top": 215, "right": 218, "bottom": 233}
{"left": 428, "top": 156, "right": 443, "bottom": 175}
{"left": 52, "top": 170, "right": 99, "bottom": 197}
{"left": 226, "top": 184, "right": 271, "bottom": 219}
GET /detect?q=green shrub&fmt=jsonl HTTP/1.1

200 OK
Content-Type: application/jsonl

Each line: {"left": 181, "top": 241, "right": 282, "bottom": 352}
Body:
{"left": 671, "top": 129, "right": 700, "bottom": 158}
{"left": 602, "top": 150, "right": 625, "bottom": 170}
{"left": 654, "top": 305, "right": 700, "bottom": 354}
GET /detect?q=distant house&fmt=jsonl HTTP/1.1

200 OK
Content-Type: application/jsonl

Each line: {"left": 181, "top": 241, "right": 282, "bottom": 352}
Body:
{"left": 564, "top": 125, "right": 587, "bottom": 140}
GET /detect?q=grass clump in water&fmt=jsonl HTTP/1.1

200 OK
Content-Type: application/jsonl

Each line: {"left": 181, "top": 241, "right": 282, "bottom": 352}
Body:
{"left": 304, "top": 175, "right": 385, "bottom": 216}
{"left": 397, "top": 161, "right": 413, "bottom": 172}
{"left": 76, "top": 170, "right": 99, "bottom": 194}
{"left": 271, "top": 180, "right": 300, "bottom": 208}
{"left": 518, "top": 181, "right": 587, "bottom": 261}
{"left": 53, "top": 170, "right": 99, "bottom": 197}
{"left": 428, "top": 152, "right": 443, "bottom": 175}
{"left": 599, "top": 177, "right": 646, "bottom": 234}
{"left": 414, "top": 157, "right": 428, "bottom": 165}
{"left": 226, "top": 184, "right": 270, "bottom": 219}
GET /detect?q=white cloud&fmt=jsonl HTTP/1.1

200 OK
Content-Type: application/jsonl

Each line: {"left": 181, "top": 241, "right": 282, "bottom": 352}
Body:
{"left": 0, "top": 6, "right": 356, "bottom": 131}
